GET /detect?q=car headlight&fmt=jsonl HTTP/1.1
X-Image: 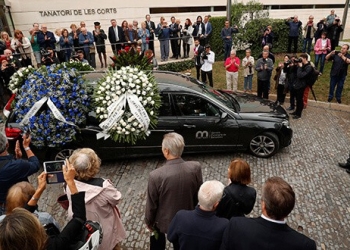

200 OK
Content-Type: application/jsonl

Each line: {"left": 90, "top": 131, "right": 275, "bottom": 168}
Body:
{"left": 282, "top": 120, "right": 290, "bottom": 128}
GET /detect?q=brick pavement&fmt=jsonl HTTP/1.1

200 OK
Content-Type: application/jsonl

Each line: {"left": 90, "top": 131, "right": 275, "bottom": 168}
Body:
{"left": 2, "top": 100, "right": 350, "bottom": 250}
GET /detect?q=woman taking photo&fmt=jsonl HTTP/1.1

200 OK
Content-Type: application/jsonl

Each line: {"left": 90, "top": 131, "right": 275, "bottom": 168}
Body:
{"left": 66, "top": 148, "right": 126, "bottom": 250}
{"left": 216, "top": 158, "right": 256, "bottom": 219}
{"left": 0, "top": 159, "right": 88, "bottom": 250}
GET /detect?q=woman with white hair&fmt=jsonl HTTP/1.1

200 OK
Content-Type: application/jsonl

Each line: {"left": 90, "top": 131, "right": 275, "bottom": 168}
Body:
{"left": 66, "top": 148, "right": 126, "bottom": 250}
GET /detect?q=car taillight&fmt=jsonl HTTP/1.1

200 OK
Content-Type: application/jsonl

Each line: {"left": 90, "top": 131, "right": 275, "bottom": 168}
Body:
{"left": 3, "top": 94, "right": 16, "bottom": 118}
{"left": 5, "top": 127, "right": 22, "bottom": 139}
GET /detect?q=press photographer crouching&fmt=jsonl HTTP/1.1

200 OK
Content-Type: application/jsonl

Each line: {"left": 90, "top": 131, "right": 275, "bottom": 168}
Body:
{"left": 71, "top": 50, "right": 88, "bottom": 64}
{"left": 290, "top": 54, "right": 313, "bottom": 119}
{"left": 41, "top": 47, "right": 60, "bottom": 66}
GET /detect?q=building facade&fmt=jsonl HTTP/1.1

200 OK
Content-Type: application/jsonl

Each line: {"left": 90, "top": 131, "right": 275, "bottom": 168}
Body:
{"left": 1, "top": 0, "right": 349, "bottom": 38}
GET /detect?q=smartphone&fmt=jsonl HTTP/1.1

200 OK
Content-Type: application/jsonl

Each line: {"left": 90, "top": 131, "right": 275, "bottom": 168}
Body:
{"left": 335, "top": 50, "right": 341, "bottom": 54}
{"left": 43, "top": 160, "right": 65, "bottom": 184}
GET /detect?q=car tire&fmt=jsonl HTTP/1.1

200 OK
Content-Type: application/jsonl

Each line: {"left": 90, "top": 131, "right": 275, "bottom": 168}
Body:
{"left": 52, "top": 149, "right": 75, "bottom": 161}
{"left": 249, "top": 132, "right": 279, "bottom": 158}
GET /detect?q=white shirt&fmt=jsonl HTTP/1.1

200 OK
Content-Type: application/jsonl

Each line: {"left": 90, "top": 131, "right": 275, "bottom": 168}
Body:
{"left": 201, "top": 50, "right": 215, "bottom": 72}
{"left": 261, "top": 214, "right": 286, "bottom": 224}
{"left": 114, "top": 26, "right": 119, "bottom": 41}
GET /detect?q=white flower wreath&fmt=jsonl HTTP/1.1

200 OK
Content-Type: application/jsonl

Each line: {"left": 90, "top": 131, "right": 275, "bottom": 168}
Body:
{"left": 93, "top": 66, "right": 161, "bottom": 144}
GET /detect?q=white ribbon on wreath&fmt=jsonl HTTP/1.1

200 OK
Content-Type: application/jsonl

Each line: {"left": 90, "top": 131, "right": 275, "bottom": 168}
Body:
{"left": 97, "top": 92, "right": 150, "bottom": 140}
{"left": 19, "top": 97, "right": 76, "bottom": 127}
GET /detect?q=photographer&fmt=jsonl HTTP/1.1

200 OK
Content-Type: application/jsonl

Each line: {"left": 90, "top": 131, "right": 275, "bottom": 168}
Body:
{"left": 255, "top": 50, "right": 273, "bottom": 99}
{"left": 201, "top": 44, "right": 215, "bottom": 87}
{"left": 71, "top": 50, "right": 88, "bottom": 64}
{"left": 325, "top": 44, "right": 350, "bottom": 104}
{"left": 327, "top": 17, "right": 343, "bottom": 51}
{"left": 284, "top": 56, "right": 299, "bottom": 111}
{"left": 41, "top": 47, "right": 59, "bottom": 66}
{"left": 291, "top": 54, "right": 313, "bottom": 119}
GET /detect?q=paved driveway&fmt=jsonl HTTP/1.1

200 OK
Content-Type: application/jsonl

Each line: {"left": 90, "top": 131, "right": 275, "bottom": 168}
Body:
{"left": 24, "top": 101, "right": 350, "bottom": 250}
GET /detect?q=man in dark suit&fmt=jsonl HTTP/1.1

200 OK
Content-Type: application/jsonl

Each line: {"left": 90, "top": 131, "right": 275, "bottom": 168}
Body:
{"left": 220, "top": 177, "right": 317, "bottom": 250}
{"left": 145, "top": 14, "right": 156, "bottom": 55}
{"left": 193, "top": 38, "right": 204, "bottom": 80}
{"left": 145, "top": 132, "right": 203, "bottom": 250}
{"left": 168, "top": 180, "right": 228, "bottom": 250}
{"left": 108, "top": 19, "right": 125, "bottom": 54}
{"left": 37, "top": 24, "right": 55, "bottom": 50}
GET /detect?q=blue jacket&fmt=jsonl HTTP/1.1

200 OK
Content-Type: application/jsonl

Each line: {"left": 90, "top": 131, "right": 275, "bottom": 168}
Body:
{"left": 221, "top": 27, "right": 238, "bottom": 44}
{"left": 285, "top": 20, "right": 302, "bottom": 37}
{"left": 37, "top": 31, "right": 56, "bottom": 49}
{"left": 59, "top": 36, "right": 73, "bottom": 49}
{"left": 78, "top": 32, "right": 94, "bottom": 54}
{"left": 168, "top": 206, "right": 229, "bottom": 250}
{"left": 205, "top": 22, "right": 213, "bottom": 36}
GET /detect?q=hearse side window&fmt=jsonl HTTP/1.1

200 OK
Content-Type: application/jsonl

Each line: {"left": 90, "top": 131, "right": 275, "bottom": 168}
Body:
{"left": 158, "top": 94, "right": 173, "bottom": 116}
{"left": 173, "top": 94, "right": 221, "bottom": 117}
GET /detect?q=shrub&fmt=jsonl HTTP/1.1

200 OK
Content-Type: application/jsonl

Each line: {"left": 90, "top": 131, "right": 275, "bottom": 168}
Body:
{"left": 158, "top": 59, "right": 194, "bottom": 72}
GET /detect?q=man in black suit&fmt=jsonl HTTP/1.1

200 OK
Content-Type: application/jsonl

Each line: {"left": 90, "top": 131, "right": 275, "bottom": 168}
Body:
{"left": 108, "top": 19, "right": 125, "bottom": 54}
{"left": 193, "top": 38, "right": 204, "bottom": 80}
{"left": 220, "top": 177, "right": 317, "bottom": 250}
{"left": 145, "top": 14, "right": 156, "bottom": 55}
{"left": 169, "top": 16, "right": 178, "bottom": 58}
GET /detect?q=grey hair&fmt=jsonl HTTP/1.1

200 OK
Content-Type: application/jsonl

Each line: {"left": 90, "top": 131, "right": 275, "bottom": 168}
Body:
{"left": 71, "top": 153, "right": 90, "bottom": 171}
{"left": 162, "top": 132, "right": 185, "bottom": 157}
{"left": 198, "top": 180, "right": 225, "bottom": 211}
{"left": 0, "top": 133, "right": 7, "bottom": 154}
{"left": 230, "top": 49, "right": 236, "bottom": 55}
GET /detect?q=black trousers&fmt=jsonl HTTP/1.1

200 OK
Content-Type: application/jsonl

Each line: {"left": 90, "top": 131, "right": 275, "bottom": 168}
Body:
{"left": 257, "top": 79, "right": 269, "bottom": 99}
{"left": 201, "top": 70, "right": 213, "bottom": 87}
{"left": 170, "top": 37, "right": 177, "bottom": 57}
{"left": 195, "top": 65, "right": 201, "bottom": 80}
{"left": 287, "top": 36, "right": 298, "bottom": 53}
{"left": 149, "top": 35, "right": 155, "bottom": 55}
{"left": 294, "top": 87, "right": 305, "bottom": 117}
{"left": 277, "top": 84, "right": 286, "bottom": 103}
{"left": 183, "top": 43, "right": 190, "bottom": 57}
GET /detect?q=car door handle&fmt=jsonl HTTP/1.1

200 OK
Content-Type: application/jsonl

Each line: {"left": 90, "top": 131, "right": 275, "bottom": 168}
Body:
{"left": 183, "top": 124, "right": 196, "bottom": 128}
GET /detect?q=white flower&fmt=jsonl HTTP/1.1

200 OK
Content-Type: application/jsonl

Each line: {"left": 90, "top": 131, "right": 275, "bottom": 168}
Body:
{"left": 100, "top": 107, "right": 105, "bottom": 111}
{"left": 136, "top": 85, "right": 140, "bottom": 89}
{"left": 143, "top": 100, "right": 147, "bottom": 106}
{"left": 97, "top": 91, "right": 101, "bottom": 94}
{"left": 150, "top": 92, "right": 154, "bottom": 96}
{"left": 131, "top": 128, "right": 136, "bottom": 132}
{"left": 137, "top": 90, "right": 141, "bottom": 95}
{"left": 95, "top": 98, "right": 100, "bottom": 102}
{"left": 150, "top": 111, "right": 154, "bottom": 115}
{"left": 148, "top": 83, "right": 153, "bottom": 88}
{"left": 121, "top": 88, "right": 125, "bottom": 92}
{"left": 111, "top": 87, "right": 115, "bottom": 91}
{"left": 99, "top": 86, "right": 105, "bottom": 91}
{"left": 18, "top": 72, "right": 23, "bottom": 77}
{"left": 104, "top": 114, "right": 108, "bottom": 119}
{"left": 133, "top": 122, "right": 138, "bottom": 127}
{"left": 138, "top": 124, "right": 143, "bottom": 128}
{"left": 122, "top": 128, "right": 126, "bottom": 132}
{"left": 107, "top": 101, "right": 112, "bottom": 106}
{"left": 106, "top": 96, "right": 110, "bottom": 100}
{"left": 135, "top": 79, "right": 141, "bottom": 84}
{"left": 142, "top": 91, "right": 146, "bottom": 95}
{"left": 99, "top": 97, "right": 104, "bottom": 100}
{"left": 122, "top": 122, "right": 127, "bottom": 127}
{"left": 116, "top": 91, "right": 121, "bottom": 95}
{"left": 105, "top": 85, "right": 110, "bottom": 90}
{"left": 96, "top": 109, "right": 100, "bottom": 114}
{"left": 128, "top": 78, "right": 133, "bottom": 83}
{"left": 138, "top": 96, "right": 142, "bottom": 101}
{"left": 25, "top": 69, "right": 29, "bottom": 73}
{"left": 116, "top": 86, "right": 121, "bottom": 90}
{"left": 115, "top": 80, "right": 120, "bottom": 85}
{"left": 147, "top": 97, "right": 152, "bottom": 101}
{"left": 28, "top": 65, "right": 33, "bottom": 69}
{"left": 117, "top": 126, "right": 122, "bottom": 131}
{"left": 126, "top": 125, "right": 131, "bottom": 129}
{"left": 102, "top": 100, "right": 107, "bottom": 104}
{"left": 125, "top": 131, "right": 130, "bottom": 135}
{"left": 146, "top": 87, "right": 151, "bottom": 91}
{"left": 129, "top": 83, "right": 135, "bottom": 88}
{"left": 121, "top": 81, "right": 126, "bottom": 86}
{"left": 102, "top": 82, "right": 106, "bottom": 86}
{"left": 100, "top": 115, "right": 104, "bottom": 119}
{"left": 132, "top": 75, "right": 138, "bottom": 80}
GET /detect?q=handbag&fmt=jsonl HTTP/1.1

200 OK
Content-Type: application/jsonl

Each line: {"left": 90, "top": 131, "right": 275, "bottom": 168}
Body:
{"left": 57, "top": 194, "right": 69, "bottom": 210}
{"left": 89, "top": 45, "right": 96, "bottom": 54}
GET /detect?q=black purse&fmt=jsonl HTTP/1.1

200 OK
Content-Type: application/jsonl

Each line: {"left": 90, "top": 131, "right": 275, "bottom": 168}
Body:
{"left": 150, "top": 229, "right": 166, "bottom": 250}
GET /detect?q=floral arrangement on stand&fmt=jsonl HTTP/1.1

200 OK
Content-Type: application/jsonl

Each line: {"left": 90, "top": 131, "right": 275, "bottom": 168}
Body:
{"left": 8, "top": 65, "right": 36, "bottom": 93}
{"left": 13, "top": 65, "right": 91, "bottom": 147}
{"left": 93, "top": 66, "right": 161, "bottom": 144}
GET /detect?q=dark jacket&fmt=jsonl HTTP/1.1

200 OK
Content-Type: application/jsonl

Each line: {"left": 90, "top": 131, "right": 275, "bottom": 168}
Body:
{"left": 221, "top": 27, "right": 239, "bottom": 44}
{"left": 108, "top": 25, "right": 125, "bottom": 45}
{"left": 216, "top": 182, "right": 256, "bottom": 219}
{"left": 37, "top": 30, "right": 56, "bottom": 49}
{"left": 255, "top": 57, "right": 274, "bottom": 81}
{"left": 284, "top": 63, "right": 298, "bottom": 90}
{"left": 168, "top": 206, "right": 229, "bottom": 250}
{"left": 47, "top": 192, "right": 86, "bottom": 250}
{"left": 327, "top": 24, "right": 343, "bottom": 47}
{"left": 192, "top": 22, "right": 206, "bottom": 38}
{"left": 285, "top": 20, "right": 302, "bottom": 37}
{"left": 294, "top": 62, "right": 313, "bottom": 90}
{"left": 0, "top": 40, "right": 6, "bottom": 55}
{"left": 145, "top": 20, "right": 156, "bottom": 39}
{"left": 194, "top": 45, "right": 204, "bottom": 66}
{"left": 220, "top": 216, "right": 316, "bottom": 250}
{"left": 0, "top": 155, "right": 40, "bottom": 203}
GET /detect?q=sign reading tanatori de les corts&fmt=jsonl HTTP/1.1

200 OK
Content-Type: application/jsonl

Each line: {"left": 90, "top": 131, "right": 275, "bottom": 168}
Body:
{"left": 39, "top": 8, "right": 117, "bottom": 17}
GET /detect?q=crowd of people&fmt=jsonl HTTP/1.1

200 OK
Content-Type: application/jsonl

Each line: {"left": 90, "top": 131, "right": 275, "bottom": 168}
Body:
{"left": 0, "top": 131, "right": 318, "bottom": 249}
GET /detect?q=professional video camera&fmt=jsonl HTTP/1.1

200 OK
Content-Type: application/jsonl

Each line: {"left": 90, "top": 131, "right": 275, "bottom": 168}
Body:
{"left": 40, "top": 48, "right": 51, "bottom": 59}
{"left": 70, "top": 51, "right": 80, "bottom": 61}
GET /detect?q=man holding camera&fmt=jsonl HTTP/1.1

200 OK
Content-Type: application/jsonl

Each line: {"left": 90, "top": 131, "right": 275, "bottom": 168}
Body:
{"left": 327, "top": 17, "right": 343, "bottom": 51}
{"left": 41, "top": 47, "right": 59, "bottom": 66}
{"left": 285, "top": 16, "right": 302, "bottom": 53}
{"left": 201, "top": 44, "right": 215, "bottom": 87}
{"left": 325, "top": 44, "right": 350, "bottom": 104}
{"left": 0, "top": 133, "right": 40, "bottom": 215}
{"left": 255, "top": 50, "right": 273, "bottom": 99}
{"left": 291, "top": 54, "right": 313, "bottom": 119}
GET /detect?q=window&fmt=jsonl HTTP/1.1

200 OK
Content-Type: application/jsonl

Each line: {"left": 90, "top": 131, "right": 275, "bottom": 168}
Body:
{"left": 158, "top": 94, "right": 173, "bottom": 116}
{"left": 174, "top": 94, "right": 220, "bottom": 117}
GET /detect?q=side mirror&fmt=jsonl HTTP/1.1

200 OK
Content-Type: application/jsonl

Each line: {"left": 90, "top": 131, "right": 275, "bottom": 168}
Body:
{"left": 217, "top": 112, "right": 228, "bottom": 123}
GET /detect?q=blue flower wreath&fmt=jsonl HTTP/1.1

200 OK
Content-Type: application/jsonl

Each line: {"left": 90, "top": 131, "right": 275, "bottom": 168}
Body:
{"left": 14, "top": 65, "right": 91, "bottom": 147}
